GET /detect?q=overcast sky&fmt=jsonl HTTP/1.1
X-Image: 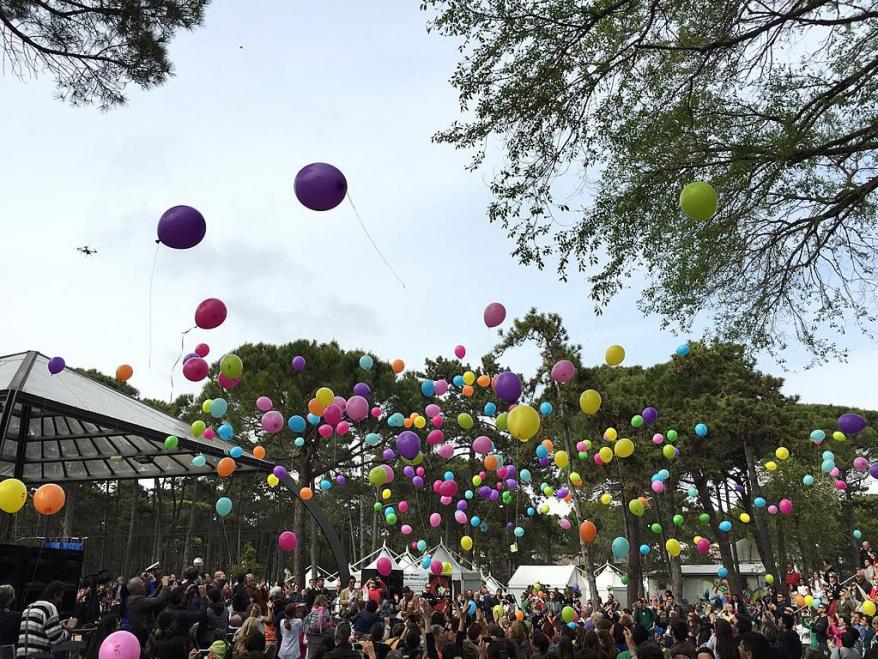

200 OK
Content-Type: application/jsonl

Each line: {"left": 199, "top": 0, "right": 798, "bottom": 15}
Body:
{"left": 0, "top": 1, "right": 874, "bottom": 412}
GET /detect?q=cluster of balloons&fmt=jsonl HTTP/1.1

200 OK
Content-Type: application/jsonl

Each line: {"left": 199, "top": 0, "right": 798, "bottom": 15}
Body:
{"left": 0, "top": 480, "right": 66, "bottom": 516}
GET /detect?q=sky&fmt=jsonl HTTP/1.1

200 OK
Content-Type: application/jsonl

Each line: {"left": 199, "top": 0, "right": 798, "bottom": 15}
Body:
{"left": 0, "top": 1, "right": 876, "bottom": 412}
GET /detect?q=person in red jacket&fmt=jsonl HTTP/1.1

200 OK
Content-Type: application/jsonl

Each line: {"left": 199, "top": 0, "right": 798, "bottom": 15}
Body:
{"left": 784, "top": 564, "right": 801, "bottom": 593}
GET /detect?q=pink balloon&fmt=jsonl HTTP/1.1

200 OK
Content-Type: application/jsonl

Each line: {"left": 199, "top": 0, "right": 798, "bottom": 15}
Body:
{"left": 440, "top": 495, "right": 452, "bottom": 505}
{"left": 401, "top": 524, "right": 413, "bottom": 535}
{"left": 430, "top": 559, "right": 443, "bottom": 575}
{"left": 416, "top": 467, "right": 425, "bottom": 476}
{"left": 559, "top": 518, "right": 571, "bottom": 530}
{"left": 651, "top": 480, "right": 665, "bottom": 494}
{"left": 370, "top": 406, "right": 382, "bottom": 418}
{"left": 399, "top": 501, "right": 409, "bottom": 513}
{"left": 829, "top": 467, "right": 840, "bottom": 477}
{"left": 324, "top": 405, "right": 343, "bottom": 426}
{"left": 203, "top": 428, "right": 215, "bottom": 440}
{"left": 484, "top": 302, "right": 507, "bottom": 328}
{"left": 346, "top": 395, "right": 369, "bottom": 422}
{"left": 427, "top": 430, "right": 445, "bottom": 446}
{"left": 778, "top": 499, "right": 793, "bottom": 515}
{"left": 194, "top": 298, "right": 227, "bottom": 330}
{"left": 652, "top": 433, "right": 664, "bottom": 445}
{"left": 472, "top": 436, "right": 493, "bottom": 455}
{"left": 425, "top": 404, "right": 441, "bottom": 418}
{"left": 380, "top": 465, "right": 395, "bottom": 483}
{"left": 593, "top": 454, "right": 604, "bottom": 465}
{"left": 438, "top": 443, "right": 455, "bottom": 459}
{"left": 430, "top": 513, "right": 441, "bottom": 527}
{"left": 576, "top": 441, "right": 587, "bottom": 452}
{"left": 454, "top": 510, "right": 467, "bottom": 524}
{"left": 434, "top": 379, "right": 449, "bottom": 396}
{"left": 835, "top": 480, "right": 848, "bottom": 490}
{"left": 853, "top": 457, "right": 869, "bottom": 471}
{"left": 318, "top": 424, "right": 333, "bottom": 438}
{"left": 497, "top": 466, "right": 508, "bottom": 479}
{"left": 278, "top": 531, "right": 297, "bottom": 552}
{"left": 100, "top": 631, "right": 140, "bottom": 659}
{"left": 432, "top": 415, "right": 444, "bottom": 428}
{"left": 550, "top": 359, "right": 575, "bottom": 383}
{"left": 256, "top": 396, "right": 273, "bottom": 412}
{"left": 218, "top": 373, "right": 240, "bottom": 389}
{"left": 439, "top": 479, "right": 459, "bottom": 497}
{"left": 335, "top": 421, "right": 350, "bottom": 435}
{"left": 333, "top": 396, "right": 347, "bottom": 411}
{"left": 376, "top": 556, "right": 392, "bottom": 577}
{"left": 696, "top": 538, "right": 710, "bottom": 555}
{"left": 767, "top": 504, "right": 778, "bottom": 515}
{"left": 455, "top": 345, "right": 466, "bottom": 359}
{"left": 432, "top": 480, "right": 442, "bottom": 494}
{"left": 261, "top": 411, "right": 284, "bottom": 433}
{"left": 183, "top": 357, "right": 209, "bottom": 382}
{"left": 194, "top": 343, "right": 210, "bottom": 358}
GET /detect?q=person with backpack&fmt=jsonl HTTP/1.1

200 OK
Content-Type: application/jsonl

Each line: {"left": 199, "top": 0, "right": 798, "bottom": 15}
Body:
{"left": 305, "top": 596, "right": 335, "bottom": 659}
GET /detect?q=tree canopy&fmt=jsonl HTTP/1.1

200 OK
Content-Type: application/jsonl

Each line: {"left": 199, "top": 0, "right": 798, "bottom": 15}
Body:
{"left": 422, "top": 0, "right": 878, "bottom": 361}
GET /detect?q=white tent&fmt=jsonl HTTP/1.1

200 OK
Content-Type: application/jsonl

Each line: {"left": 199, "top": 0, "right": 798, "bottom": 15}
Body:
{"left": 305, "top": 565, "right": 340, "bottom": 591}
{"left": 507, "top": 565, "right": 588, "bottom": 597}
{"left": 595, "top": 563, "right": 629, "bottom": 607}
{"left": 419, "top": 541, "right": 482, "bottom": 594}
{"left": 481, "top": 571, "right": 507, "bottom": 594}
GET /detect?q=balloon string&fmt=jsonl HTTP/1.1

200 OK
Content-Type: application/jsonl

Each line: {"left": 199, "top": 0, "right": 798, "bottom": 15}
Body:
{"left": 147, "top": 242, "right": 160, "bottom": 368}
{"left": 346, "top": 194, "right": 406, "bottom": 288}
{"left": 169, "top": 325, "right": 196, "bottom": 402}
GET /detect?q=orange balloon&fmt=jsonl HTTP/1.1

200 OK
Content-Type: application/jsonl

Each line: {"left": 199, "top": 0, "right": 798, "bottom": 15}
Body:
{"left": 409, "top": 412, "right": 419, "bottom": 420}
{"left": 579, "top": 520, "right": 597, "bottom": 544}
{"left": 795, "top": 595, "right": 805, "bottom": 607}
{"left": 542, "top": 439, "right": 554, "bottom": 452}
{"left": 484, "top": 455, "right": 498, "bottom": 471}
{"left": 477, "top": 375, "right": 491, "bottom": 388}
{"left": 462, "top": 385, "right": 474, "bottom": 397}
{"left": 638, "top": 496, "right": 650, "bottom": 508}
{"left": 515, "top": 610, "right": 524, "bottom": 621}
{"left": 564, "top": 493, "right": 573, "bottom": 501}
{"left": 308, "top": 398, "right": 325, "bottom": 416}
{"left": 217, "top": 457, "right": 236, "bottom": 478}
{"left": 115, "top": 364, "right": 133, "bottom": 382}
{"left": 392, "top": 359, "right": 405, "bottom": 374}
{"left": 253, "top": 446, "right": 266, "bottom": 460}
{"left": 300, "top": 487, "right": 313, "bottom": 500}
{"left": 403, "top": 418, "right": 413, "bottom": 428}
{"left": 33, "top": 484, "right": 65, "bottom": 515}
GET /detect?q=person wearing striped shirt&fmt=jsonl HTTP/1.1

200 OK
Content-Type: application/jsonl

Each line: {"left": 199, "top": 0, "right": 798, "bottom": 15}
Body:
{"left": 16, "top": 581, "right": 77, "bottom": 657}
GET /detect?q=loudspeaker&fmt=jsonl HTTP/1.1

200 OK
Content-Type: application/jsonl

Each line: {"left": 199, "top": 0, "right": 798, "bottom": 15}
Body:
{"left": 0, "top": 544, "right": 83, "bottom": 617}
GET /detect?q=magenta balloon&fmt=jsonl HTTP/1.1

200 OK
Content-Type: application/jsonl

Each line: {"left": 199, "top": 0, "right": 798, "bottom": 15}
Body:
{"left": 550, "top": 359, "right": 575, "bottom": 383}
{"left": 318, "top": 424, "right": 333, "bottom": 438}
{"left": 696, "top": 538, "right": 710, "bottom": 555}
{"left": 182, "top": 357, "right": 209, "bottom": 382}
{"left": 324, "top": 405, "right": 343, "bottom": 426}
{"left": 183, "top": 352, "right": 199, "bottom": 364}
{"left": 218, "top": 372, "right": 240, "bottom": 389}
{"left": 472, "top": 436, "right": 493, "bottom": 455}
{"left": 494, "top": 371, "right": 522, "bottom": 403}
{"left": 261, "top": 411, "right": 284, "bottom": 433}
{"left": 434, "top": 379, "right": 449, "bottom": 396}
{"left": 376, "top": 556, "right": 392, "bottom": 577}
{"left": 346, "top": 395, "right": 368, "bottom": 422}
{"left": 439, "top": 479, "right": 459, "bottom": 497}
{"left": 454, "top": 345, "right": 466, "bottom": 359}
{"left": 194, "top": 342, "right": 210, "bottom": 358}
{"left": 430, "top": 559, "right": 443, "bottom": 575}
{"left": 429, "top": 512, "right": 441, "bottom": 528}
{"left": 484, "top": 302, "right": 507, "bottom": 328}
{"left": 438, "top": 443, "right": 454, "bottom": 459}
{"left": 278, "top": 531, "right": 298, "bottom": 552}
{"left": 47, "top": 356, "right": 66, "bottom": 375}
{"left": 157, "top": 205, "right": 206, "bottom": 250}
{"left": 399, "top": 500, "right": 409, "bottom": 513}
{"left": 194, "top": 298, "right": 227, "bottom": 330}
{"left": 380, "top": 464, "right": 395, "bottom": 484}
{"left": 396, "top": 431, "right": 421, "bottom": 460}
{"left": 256, "top": 396, "right": 273, "bottom": 412}
{"left": 336, "top": 421, "right": 350, "bottom": 435}
{"left": 100, "top": 631, "right": 141, "bottom": 659}
{"left": 425, "top": 404, "right": 441, "bottom": 418}
{"left": 778, "top": 499, "right": 793, "bottom": 515}
{"left": 427, "top": 430, "right": 445, "bottom": 446}
{"left": 294, "top": 163, "right": 348, "bottom": 211}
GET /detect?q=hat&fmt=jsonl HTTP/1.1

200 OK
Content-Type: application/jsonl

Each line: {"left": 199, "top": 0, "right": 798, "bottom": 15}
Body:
{"left": 210, "top": 640, "right": 227, "bottom": 659}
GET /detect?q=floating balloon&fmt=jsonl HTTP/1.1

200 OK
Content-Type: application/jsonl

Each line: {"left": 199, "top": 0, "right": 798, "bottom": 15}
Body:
{"left": 164, "top": 435, "right": 179, "bottom": 450}
{"left": 679, "top": 182, "right": 718, "bottom": 221}
{"left": 605, "top": 345, "right": 625, "bottom": 366}
{"left": 508, "top": 404, "right": 540, "bottom": 441}
{"left": 484, "top": 303, "right": 506, "bottom": 328}
{"left": 194, "top": 298, "right": 227, "bottom": 330}
{"left": 675, "top": 344, "right": 690, "bottom": 357}
{"left": 157, "top": 205, "right": 206, "bottom": 249}
{"left": 261, "top": 411, "right": 284, "bottom": 433}
{"left": 217, "top": 458, "right": 236, "bottom": 478}
{"left": 551, "top": 360, "right": 575, "bottom": 383}
{"left": 778, "top": 499, "right": 793, "bottom": 515}
{"left": 579, "top": 389, "right": 601, "bottom": 415}
{"left": 611, "top": 536, "right": 630, "bottom": 558}
{"left": 33, "top": 484, "right": 65, "bottom": 515}
{"left": 695, "top": 423, "right": 708, "bottom": 437}
{"left": 837, "top": 413, "right": 867, "bottom": 434}
{"left": 115, "top": 364, "right": 133, "bottom": 382}
{"left": 47, "top": 356, "right": 65, "bottom": 375}
{"left": 99, "top": 630, "right": 141, "bottom": 659}
{"left": 579, "top": 520, "right": 597, "bottom": 543}
{"left": 294, "top": 163, "right": 348, "bottom": 211}
{"left": 278, "top": 531, "right": 297, "bottom": 551}
{"left": 494, "top": 371, "right": 522, "bottom": 403}
{"left": 614, "top": 438, "right": 634, "bottom": 458}
{"left": 215, "top": 497, "right": 232, "bottom": 517}
{"left": 0, "top": 478, "right": 27, "bottom": 513}
{"left": 665, "top": 539, "right": 681, "bottom": 557}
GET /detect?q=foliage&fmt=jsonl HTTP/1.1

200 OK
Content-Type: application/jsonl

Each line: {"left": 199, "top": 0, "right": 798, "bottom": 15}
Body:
{"left": 423, "top": 0, "right": 878, "bottom": 360}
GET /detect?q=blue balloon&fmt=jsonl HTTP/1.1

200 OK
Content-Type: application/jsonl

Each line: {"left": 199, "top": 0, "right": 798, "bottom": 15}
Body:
{"left": 444, "top": 471, "right": 454, "bottom": 481}
{"left": 465, "top": 490, "right": 473, "bottom": 499}
{"left": 452, "top": 375, "right": 465, "bottom": 388}
{"left": 520, "top": 469, "right": 532, "bottom": 482}
{"left": 810, "top": 429, "right": 826, "bottom": 442}
{"left": 210, "top": 398, "right": 228, "bottom": 419}
{"left": 320, "top": 479, "right": 331, "bottom": 491}
{"left": 388, "top": 413, "right": 405, "bottom": 427}
{"left": 658, "top": 469, "right": 670, "bottom": 481}
{"left": 384, "top": 507, "right": 395, "bottom": 516}
{"left": 307, "top": 413, "right": 321, "bottom": 425}
{"left": 470, "top": 516, "right": 481, "bottom": 527}
{"left": 479, "top": 522, "right": 489, "bottom": 533}
{"left": 527, "top": 507, "right": 535, "bottom": 516}
{"left": 215, "top": 497, "right": 232, "bottom": 517}
{"left": 359, "top": 355, "right": 374, "bottom": 370}
{"left": 421, "top": 555, "right": 432, "bottom": 569}
{"left": 639, "top": 544, "right": 651, "bottom": 555}
{"left": 612, "top": 537, "right": 630, "bottom": 558}
{"left": 675, "top": 344, "right": 690, "bottom": 357}
{"left": 421, "top": 380, "right": 436, "bottom": 397}
{"left": 218, "top": 423, "right": 234, "bottom": 440}
{"left": 854, "top": 529, "right": 862, "bottom": 539}
{"left": 717, "top": 567, "right": 729, "bottom": 578}
{"left": 567, "top": 622, "right": 576, "bottom": 630}
{"left": 365, "top": 433, "right": 380, "bottom": 445}
{"left": 484, "top": 402, "right": 497, "bottom": 416}
{"left": 803, "top": 475, "right": 814, "bottom": 486}
{"left": 468, "top": 600, "right": 477, "bottom": 616}
{"left": 294, "top": 437, "right": 305, "bottom": 447}
{"left": 192, "top": 455, "right": 206, "bottom": 467}
{"left": 288, "top": 415, "right": 306, "bottom": 432}
{"left": 719, "top": 520, "right": 732, "bottom": 532}
{"left": 514, "top": 526, "right": 525, "bottom": 537}
{"left": 812, "top": 598, "right": 821, "bottom": 609}
{"left": 688, "top": 487, "right": 698, "bottom": 498}
{"left": 416, "top": 540, "right": 427, "bottom": 552}
{"left": 695, "top": 423, "right": 708, "bottom": 437}
{"left": 539, "top": 401, "right": 553, "bottom": 416}
{"left": 822, "top": 451, "right": 834, "bottom": 461}
{"left": 754, "top": 497, "right": 766, "bottom": 508}
{"left": 536, "top": 445, "right": 549, "bottom": 459}
{"left": 229, "top": 446, "right": 243, "bottom": 458}
{"left": 821, "top": 459, "right": 835, "bottom": 473}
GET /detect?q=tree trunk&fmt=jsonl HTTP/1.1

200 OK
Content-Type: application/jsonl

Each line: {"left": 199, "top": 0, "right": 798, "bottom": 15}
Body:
{"left": 840, "top": 489, "right": 859, "bottom": 570}
{"left": 310, "top": 514, "right": 319, "bottom": 579}
{"left": 183, "top": 477, "right": 198, "bottom": 568}
{"left": 62, "top": 485, "right": 77, "bottom": 538}
{"left": 742, "top": 440, "right": 780, "bottom": 585}
{"left": 125, "top": 482, "right": 139, "bottom": 577}
{"left": 655, "top": 487, "right": 682, "bottom": 598}
{"left": 99, "top": 481, "right": 111, "bottom": 569}
{"left": 359, "top": 493, "right": 366, "bottom": 563}
{"left": 623, "top": 496, "right": 643, "bottom": 604}
{"left": 151, "top": 478, "right": 163, "bottom": 563}
{"left": 694, "top": 472, "right": 742, "bottom": 596}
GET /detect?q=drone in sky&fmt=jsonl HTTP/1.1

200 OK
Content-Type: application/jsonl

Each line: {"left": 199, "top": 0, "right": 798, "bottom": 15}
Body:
{"left": 76, "top": 245, "right": 97, "bottom": 257}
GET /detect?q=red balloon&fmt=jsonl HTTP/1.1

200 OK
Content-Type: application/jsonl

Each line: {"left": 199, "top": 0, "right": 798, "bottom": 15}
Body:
{"left": 194, "top": 298, "right": 227, "bottom": 330}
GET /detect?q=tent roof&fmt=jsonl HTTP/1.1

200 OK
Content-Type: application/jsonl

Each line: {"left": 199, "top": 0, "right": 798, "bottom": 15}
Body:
{"left": 0, "top": 351, "right": 264, "bottom": 482}
{"left": 425, "top": 541, "right": 479, "bottom": 576}
{"left": 595, "top": 563, "right": 627, "bottom": 589}
{"left": 351, "top": 543, "right": 401, "bottom": 571}
{"left": 397, "top": 548, "right": 420, "bottom": 571}
{"left": 508, "top": 565, "right": 582, "bottom": 589}
{"left": 363, "top": 547, "right": 402, "bottom": 571}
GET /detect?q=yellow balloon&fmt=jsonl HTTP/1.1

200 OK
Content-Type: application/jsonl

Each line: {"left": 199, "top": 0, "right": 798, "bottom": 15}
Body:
{"left": 442, "top": 561, "right": 452, "bottom": 575}
{"left": 832, "top": 431, "right": 846, "bottom": 442}
{"left": 201, "top": 399, "right": 212, "bottom": 414}
{"left": 739, "top": 512, "right": 751, "bottom": 524}
{"left": 191, "top": 420, "right": 206, "bottom": 437}
{"left": 583, "top": 439, "right": 593, "bottom": 450}
{"left": 554, "top": 450, "right": 570, "bottom": 469}
{"left": 605, "top": 345, "right": 625, "bottom": 366}
{"left": 600, "top": 493, "right": 612, "bottom": 505}
{"left": 775, "top": 447, "right": 789, "bottom": 460}
{"left": 579, "top": 389, "right": 602, "bottom": 415}
{"left": 414, "top": 415, "right": 427, "bottom": 429}
{"left": 382, "top": 488, "right": 392, "bottom": 500}
{"left": 614, "top": 438, "right": 635, "bottom": 458}
{"left": 599, "top": 446, "right": 614, "bottom": 463}
{"left": 508, "top": 404, "right": 540, "bottom": 441}
{"left": 460, "top": 535, "right": 473, "bottom": 551}
{"left": 463, "top": 371, "right": 475, "bottom": 386}
{"left": 666, "top": 538, "right": 681, "bottom": 557}
{"left": 539, "top": 503, "right": 550, "bottom": 513}
{"left": 765, "top": 461, "right": 778, "bottom": 472}
{"left": 862, "top": 600, "right": 876, "bottom": 617}
{"left": 569, "top": 472, "right": 583, "bottom": 486}
{"left": 267, "top": 474, "right": 279, "bottom": 487}
{"left": 804, "top": 595, "right": 814, "bottom": 607}
{"left": 0, "top": 478, "right": 27, "bottom": 513}
{"left": 693, "top": 536, "right": 702, "bottom": 544}
{"left": 628, "top": 499, "right": 644, "bottom": 516}
{"left": 316, "top": 387, "right": 334, "bottom": 407}
{"left": 603, "top": 427, "right": 617, "bottom": 442}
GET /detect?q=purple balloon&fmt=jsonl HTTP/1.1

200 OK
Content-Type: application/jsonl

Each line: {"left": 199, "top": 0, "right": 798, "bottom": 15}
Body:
{"left": 353, "top": 382, "right": 371, "bottom": 397}
{"left": 642, "top": 407, "right": 658, "bottom": 425}
{"left": 456, "top": 500, "right": 468, "bottom": 511}
{"left": 479, "top": 486, "right": 491, "bottom": 498}
{"left": 734, "top": 483, "right": 745, "bottom": 493}
{"left": 506, "top": 522, "right": 514, "bottom": 530}
{"left": 494, "top": 371, "right": 522, "bottom": 403}
{"left": 505, "top": 479, "right": 518, "bottom": 490}
{"left": 869, "top": 462, "right": 878, "bottom": 479}
{"left": 183, "top": 352, "right": 199, "bottom": 364}
{"left": 396, "top": 431, "right": 421, "bottom": 460}
{"left": 157, "top": 205, "right": 206, "bottom": 249}
{"left": 47, "top": 356, "right": 65, "bottom": 375}
{"left": 273, "top": 465, "right": 287, "bottom": 479}
{"left": 489, "top": 490, "right": 500, "bottom": 502}
{"left": 838, "top": 413, "right": 867, "bottom": 434}
{"left": 292, "top": 355, "right": 306, "bottom": 372}
{"left": 506, "top": 465, "right": 517, "bottom": 478}
{"left": 538, "top": 457, "right": 550, "bottom": 467}
{"left": 412, "top": 476, "right": 424, "bottom": 488}
{"left": 403, "top": 466, "right": 415, "bottom": 478}
{"left": 294, "top": 163, "right": 348, "bottom": 211}
{"left": 336, "top": 474, "right": 346, "bottom": 486}
{"left": 383, "top": 449, "right": 395, "bottom": 461}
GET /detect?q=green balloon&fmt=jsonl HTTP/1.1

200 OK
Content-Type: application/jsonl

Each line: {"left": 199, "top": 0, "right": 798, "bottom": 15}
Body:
{"left": 679, "top": 181, "right": 718, "bottom": 221}
{"left": 220, "top": 353, "right": 243, "bottom": 379}
{"left": 561, "top": 606, "right": 575, "bottom": 623}
{"left": 373, "top": 502, "right": 383, "bottom": 511}
{"left": 631, "top": 415, "right": 644, "bottom": 428}
{"left": 502, "top": 491, "right": 512, "bottom": 504}
{"left": 628, "top": 499, "right": 644, "bottom": 517}
{"left": 620, "top": 575, "right": 629, "bottom": 585}
{"left": 386, "top": 513, "right": 397, "bottom": 525}
{"left": 667, "top": 429, "right": 678, "bottom": 442}
{"left": 164, "top": 435, "right": 179, "bottom": 450}
{"left": 457, "top": 413, "right": 474, "bottom": 429}
{"left": 699, "top": 513, "right": 710, "bottom": 523}
{"left": 673, "top": 514, "right": 684, "bottom": 526}
{"left": 650, "top": 523, "right": 662, "bottom": 534}
{"left": 496, "top": 412, "right": 508, "bottom": 432}
{"left": 578, "top": 451, "right": 589, "bottom": 460}
{"left": 663, "top": 444, "right": 677, "bottom": 460}
{"left": 368, "top": 466, "right": 388, "bottom": 487}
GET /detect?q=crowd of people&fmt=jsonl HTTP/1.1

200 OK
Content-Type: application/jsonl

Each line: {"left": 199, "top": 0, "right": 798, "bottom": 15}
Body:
{"left": 0, "top": 542, "right": 874, "bottom": 659}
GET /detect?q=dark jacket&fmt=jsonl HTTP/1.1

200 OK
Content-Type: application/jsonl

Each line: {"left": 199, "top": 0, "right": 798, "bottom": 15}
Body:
{"left": 127, "top": 588, "right": 169, "bottom": 637}
{"left": 324, "top": 643, "right": 363, "bottom": 659}
{"left": 232, "top": 584, "right": 250, "bottom": 613}
{"left": 777, "top": 629, "right": 802, "bottom": 659}
{"left": 0, "top": 609, "right": 21, "bottom": 646}
{"left": 352, "top": 610, "right": 381, "bottom": 636}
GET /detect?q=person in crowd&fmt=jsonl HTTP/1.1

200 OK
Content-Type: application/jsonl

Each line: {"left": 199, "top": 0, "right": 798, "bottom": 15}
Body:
{"left": 830, "top": 631, "right": 860, "bottom": 659}
{"left": 277, "top": 603, "right": 303, "bottom": 659}
{"left": 353, "top": 600, "right": 382, "bottom": 637}
{"left": 738, "top": 633, "right": 771, "bottom": 659}
{"left": 0, "top": 585, "right": 20, "bottom": 647}
{"left": 861, "top": 543, "right": 877, "bottom": 569}
{"left": 776, "top": 614, "right": 802, "bottom": 659}
{"left": 147, "top": 609, "right": 187, "bottom": 659}
{"left": 85, "top": 613, "right": 119, "bottom": 659}
{"left": 128, "top": 575, "right": 170, "bottom": 644}
{"left": 16, "top": 581, "right": 76, "bottom": 657}
{"left": 338, "top": 579, "right": 358, "bottom": 611}
{"left": 785, "top": 566, "right": 802, "bottom": 594}
{"left": 233, "top": 576, "right": 252, "bottom": 616}
{"left": 813, "top": 603, "right": 831, "bottom": 654}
